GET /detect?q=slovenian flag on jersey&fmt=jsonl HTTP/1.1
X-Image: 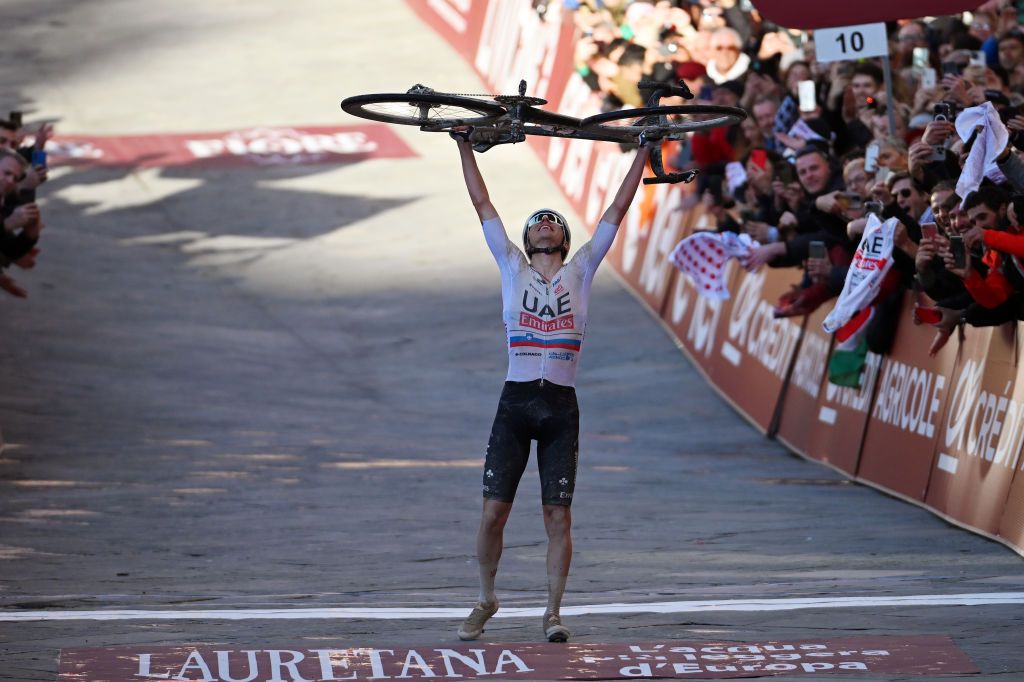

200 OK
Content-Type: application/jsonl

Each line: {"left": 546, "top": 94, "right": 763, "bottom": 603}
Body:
{"left": 510, "top": 333, "right": 582, "bottom": 351}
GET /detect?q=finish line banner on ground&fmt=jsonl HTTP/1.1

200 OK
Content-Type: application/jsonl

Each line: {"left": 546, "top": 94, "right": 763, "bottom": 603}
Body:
{"left": 59, "top": 636, "right": 975, "bottom": 680}
{"left": 45, "top": 124, "right": 416, "bottom": 169}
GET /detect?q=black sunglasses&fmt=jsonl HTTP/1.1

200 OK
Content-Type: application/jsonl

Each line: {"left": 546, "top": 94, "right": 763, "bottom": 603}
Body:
{"left": 527, "top": 211, "right": 565, "bottom": 228}
{"left": 895, "top": 188, "right": 914, "bottom": 199}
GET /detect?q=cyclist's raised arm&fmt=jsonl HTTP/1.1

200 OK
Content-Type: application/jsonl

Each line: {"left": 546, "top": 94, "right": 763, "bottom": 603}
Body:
{"left": 455, "top": 137, "right": 498, "bottom": 222}
{"left": 454, "top": 134, "right": 519, "bottom": 267}
{"left": 590, "top": 145, "right": 652, "bottom": 263}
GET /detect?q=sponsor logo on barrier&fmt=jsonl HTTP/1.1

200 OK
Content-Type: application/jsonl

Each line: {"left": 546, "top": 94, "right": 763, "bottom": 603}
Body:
{"left": 586, "top": 149, "right": 636, "bottom": 229}
{"left": 59, "top": 636, "right": 976, "bottom": 680}
{"left": 425, "top": 0, "right": 472, "bottom": 33}
{"left": 871, "top": 359, "right": 945, "bottom": 438}
{"left": 637, "top": 186, "right": 684, "bottom": 298}
{"left": 791, "top": 331, "right": 830, "bottom": 399}
{"left": 823, "top": 352, "right": 882, "bottom": 414}
{"left": 725, "top": 270, "right": 801, "bottom": 378}
{"left": 942, "top": 359, "right": 1024, "bottom": 471}
{"left": 668, "top": 270, "right": 723, "bottom": 358}
{"left": 547, "top": 75, "right": 601, "bottom": 198}
{"left": 476, "top": 0, "right": 559, "bottom": 102}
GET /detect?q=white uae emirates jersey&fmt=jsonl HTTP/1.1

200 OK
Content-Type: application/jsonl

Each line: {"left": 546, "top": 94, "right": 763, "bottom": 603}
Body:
{"left": 482, "top": 217, "right": 618, "bottom": 387}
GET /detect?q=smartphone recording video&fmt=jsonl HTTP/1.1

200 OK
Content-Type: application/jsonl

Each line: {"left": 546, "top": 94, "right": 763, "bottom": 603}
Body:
{"left": 808, "top": 240, "right": 827, "bottom": 260}
{"left": 949, "top": 234, "right": 967, "bottom": 268}
{"left": 798, "top": 80, "right": 816, "bottom": 112}
{"left": 864, "top": 143, "right": 880, "bottom": 173}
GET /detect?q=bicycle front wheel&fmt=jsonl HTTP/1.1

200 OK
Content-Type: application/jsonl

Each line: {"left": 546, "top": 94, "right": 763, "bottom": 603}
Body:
{"left": 582, "top": 104, "right": 746, "bottom": 139}
{"left": 341, "top": 93, "right": 506, "bottom": 128}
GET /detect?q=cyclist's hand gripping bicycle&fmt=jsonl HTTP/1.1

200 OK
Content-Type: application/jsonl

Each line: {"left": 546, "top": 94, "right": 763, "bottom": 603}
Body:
{"left": 341, "top": 79, "right": 746, "bottom": 185}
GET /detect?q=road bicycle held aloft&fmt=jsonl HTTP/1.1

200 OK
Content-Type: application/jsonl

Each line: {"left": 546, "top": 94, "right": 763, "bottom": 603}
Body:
{"left": 341, "top": 79, "right": 745, "bottom": 185}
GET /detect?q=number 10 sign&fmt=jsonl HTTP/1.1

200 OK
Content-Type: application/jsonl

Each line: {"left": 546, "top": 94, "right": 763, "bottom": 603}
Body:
{"left": 813, "top": 23, "right": 889, "bottom": 63}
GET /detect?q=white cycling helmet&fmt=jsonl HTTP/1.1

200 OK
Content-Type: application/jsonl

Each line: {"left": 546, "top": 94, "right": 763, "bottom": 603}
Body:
{"left": 522, "top": 208, "right": 571, "bottom": 259}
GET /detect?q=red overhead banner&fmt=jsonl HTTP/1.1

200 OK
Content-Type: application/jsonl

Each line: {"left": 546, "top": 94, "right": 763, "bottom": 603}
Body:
{"left": 752, "top": 0, "right": 986, "bottom": 30}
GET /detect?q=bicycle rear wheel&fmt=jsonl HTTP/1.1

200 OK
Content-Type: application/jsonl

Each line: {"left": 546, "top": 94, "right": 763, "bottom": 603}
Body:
{"left": 582, "top": 104, "right": 746, "bottom": 139}
{"left": 341, "top": 93, "right": 505, "bottom": 128}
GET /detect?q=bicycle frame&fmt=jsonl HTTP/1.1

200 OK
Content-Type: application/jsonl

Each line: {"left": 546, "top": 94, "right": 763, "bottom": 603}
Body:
{"left": 342, "top": 79, "right": 745, "bottom": 184}
{"left": 431, "top": 80, "right": 700, "bottom": 184}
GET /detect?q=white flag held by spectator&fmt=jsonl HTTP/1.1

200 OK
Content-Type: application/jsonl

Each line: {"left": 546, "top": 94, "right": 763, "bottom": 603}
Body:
{"left": 954, "top": 101, "right": 1009, "bottom": 206}
{"left": 669, "top": 231, "right": 758, "bottom": 300}
{"left": 822, "top": 215, "right": 897, "bottom": 333}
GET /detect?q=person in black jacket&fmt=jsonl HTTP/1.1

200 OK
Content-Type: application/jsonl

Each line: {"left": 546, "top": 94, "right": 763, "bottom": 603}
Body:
{"left": 0, "top": 148, "right": 42, "bottom": 297}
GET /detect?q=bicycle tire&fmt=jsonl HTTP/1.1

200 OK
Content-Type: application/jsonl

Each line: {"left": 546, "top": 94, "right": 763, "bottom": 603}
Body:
{"left": 582, "top": 104, "right": 746, "bottom": 138}
{"left": 341, "top": 93, "right": 506, "bottom": 127}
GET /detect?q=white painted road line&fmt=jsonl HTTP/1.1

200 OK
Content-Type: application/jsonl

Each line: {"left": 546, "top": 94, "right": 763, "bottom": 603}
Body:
{"left": 2, "top": 592, "right": 1023, "bottom": 622}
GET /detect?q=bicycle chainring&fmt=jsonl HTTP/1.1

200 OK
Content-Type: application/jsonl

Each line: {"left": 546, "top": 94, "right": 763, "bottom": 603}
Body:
{"left": 493, "top": 95, "right": 548, "bottom": 106}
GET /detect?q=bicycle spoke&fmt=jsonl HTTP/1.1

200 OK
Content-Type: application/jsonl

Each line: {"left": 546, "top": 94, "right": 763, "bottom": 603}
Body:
{"left": 361, "top": 102, "right": 492, "bottom": 124}
{"left": 341, "top": 93, "right": 505, "bottom": 127}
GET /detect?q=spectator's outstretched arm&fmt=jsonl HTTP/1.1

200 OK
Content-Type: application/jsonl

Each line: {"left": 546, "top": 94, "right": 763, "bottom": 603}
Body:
{"left": 996, "top": 145, "right": 1024, "bottom": 193}
{"left": 455, "top": 137, "right": 498, "bottom": 222}
{"left": 599, "top": 145, "right": 652, "bottom": 226}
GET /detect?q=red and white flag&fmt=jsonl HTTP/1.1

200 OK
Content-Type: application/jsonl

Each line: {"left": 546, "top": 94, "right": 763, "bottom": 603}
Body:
{"left": 669, "top": 231, "right": 758, "bottom": 300}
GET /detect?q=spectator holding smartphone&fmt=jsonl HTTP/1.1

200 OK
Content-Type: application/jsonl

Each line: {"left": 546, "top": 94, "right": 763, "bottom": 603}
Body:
{"left": 940, "top": 187, "right": 1024, "bottom": 322}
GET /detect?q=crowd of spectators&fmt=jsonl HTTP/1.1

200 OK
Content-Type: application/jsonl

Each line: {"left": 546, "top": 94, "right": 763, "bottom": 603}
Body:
{"left": 0, "top": 111, "right": 51, "bottom": 299}
{"left": 563, "top": 0, "right": 1024, "bottom": 376}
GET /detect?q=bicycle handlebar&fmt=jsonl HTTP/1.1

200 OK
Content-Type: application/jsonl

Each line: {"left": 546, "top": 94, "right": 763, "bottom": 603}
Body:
{"left": 638, "top": 79, "right": 694, "bottom": 102}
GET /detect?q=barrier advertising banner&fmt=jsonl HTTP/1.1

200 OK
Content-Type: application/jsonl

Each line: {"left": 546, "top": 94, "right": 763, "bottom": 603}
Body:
{"left": 927, "top": 325, "right": 1023, "bottom": 535}
{"left": 856, "top": 295, "right": 959, "bottom": 501}
{"left": 802, "top": 350, "right": 882, "bottom": 475}
{"left": 406, "top": 0, "right": 485, "bottom": 62}
{"left": 661, "top": 261, "right": 730, "bottom": 386}
{"left": 707, "top": 267, "right": 804, "bottom": 432}
{"left": 999, "top": 334, "right": 1024, "bottom": 548}
{"left": 775, "top": 305, "right": 833, "bottom": 457}
{"left": 608, "top": 182, "right": 695, "bottom": 316}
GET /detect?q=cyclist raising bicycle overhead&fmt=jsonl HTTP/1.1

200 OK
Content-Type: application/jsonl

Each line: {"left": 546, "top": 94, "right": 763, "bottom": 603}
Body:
{"left": 452, "top": 128, "right": 653, "bottom": 643}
